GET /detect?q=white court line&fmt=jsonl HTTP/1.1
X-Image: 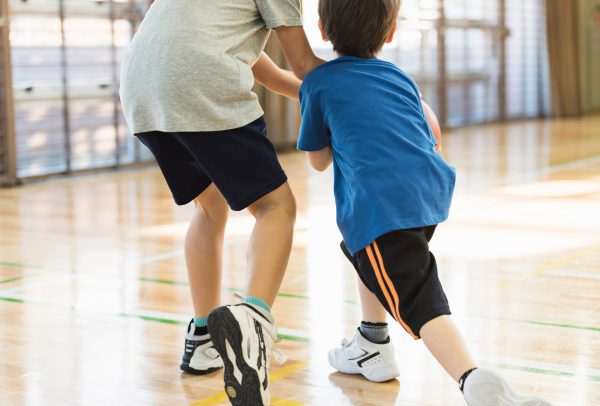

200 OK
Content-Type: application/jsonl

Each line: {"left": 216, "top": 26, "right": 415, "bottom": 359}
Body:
{"left": 482, "top": 355, "right": 600, "bottom": 379}
{"left": 469, "top": 155, "right": 600, "bottom": 191}
{"left": 0, "top": 273, "right": 73, "bottom": 296}
{"left": 545, "top": 270, "right": 600, "bottom": 280}
{"left": 502, "top": 267, "right": 600, "bottom": 280}
{"left": 140, "top": 250, "right": 183, "bottom": 264}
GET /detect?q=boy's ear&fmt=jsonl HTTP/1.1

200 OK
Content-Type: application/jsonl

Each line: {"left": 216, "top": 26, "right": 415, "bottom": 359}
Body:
{"left": 385, "top": 22, "right": 397, "bottom": 44}
{"left": 318, "top": 19, "right": 329, "bottom": 42}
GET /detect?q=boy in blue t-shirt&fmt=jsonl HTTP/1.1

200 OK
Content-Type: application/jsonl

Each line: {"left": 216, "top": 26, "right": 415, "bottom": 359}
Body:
{"left": 298, "top": 1, "right": 551, "bottom": 405}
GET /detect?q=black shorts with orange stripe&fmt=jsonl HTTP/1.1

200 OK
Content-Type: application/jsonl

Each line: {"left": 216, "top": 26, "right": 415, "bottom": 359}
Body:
{"left": 341, "top": 226, "right": 451, "bottom": 339}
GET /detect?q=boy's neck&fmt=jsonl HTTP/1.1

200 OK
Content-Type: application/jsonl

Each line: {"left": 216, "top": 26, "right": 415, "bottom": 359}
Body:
{"left": 336, "top": 52, "right": 378, "bottom": 59}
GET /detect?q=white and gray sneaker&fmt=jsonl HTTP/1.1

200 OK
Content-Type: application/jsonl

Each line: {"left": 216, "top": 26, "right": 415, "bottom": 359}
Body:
{"left": 208, "top": 303, "right": 285, "bottom": 406}
{"left": 328, "top": 328, "right": 400, "bottom": 382}
{"left": 463, "top": 368, "right": 553, "bottom": 406}
{"left": 180, "top": 319, "right": 223, "bottom": 375}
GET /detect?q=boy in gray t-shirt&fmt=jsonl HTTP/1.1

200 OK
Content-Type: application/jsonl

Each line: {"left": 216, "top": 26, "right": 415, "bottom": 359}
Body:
{"left": 120, "top": 1, "right": 322, "bottom": 404}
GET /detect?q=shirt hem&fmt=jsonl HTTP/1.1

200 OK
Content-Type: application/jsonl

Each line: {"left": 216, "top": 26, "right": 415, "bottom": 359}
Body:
{"left": 343, "top": 214, "right": 449, "bottom": 255}
{"left": 265, "top": 18, "right": 304, "bottom": 30}
{"left": 129, "top": 110, "right": 264, "bottom": 135}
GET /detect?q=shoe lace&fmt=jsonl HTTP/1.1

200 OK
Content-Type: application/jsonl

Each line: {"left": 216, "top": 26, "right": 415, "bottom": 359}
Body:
{"left": 234, "top": 293, "right": 288, "bottom": 365}
{"left": 254, "top": 316, "right": 287, "bottom": 365}
{"left": 270, "top": 341, "right": 287, "bottom": 364}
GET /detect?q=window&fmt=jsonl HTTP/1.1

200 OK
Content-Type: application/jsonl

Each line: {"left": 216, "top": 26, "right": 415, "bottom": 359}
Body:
{"left": 9, "top": 0, "right": 151, "bottom": 178}
{"left": 303, "top": 0, "right": 550, "bottom": 127}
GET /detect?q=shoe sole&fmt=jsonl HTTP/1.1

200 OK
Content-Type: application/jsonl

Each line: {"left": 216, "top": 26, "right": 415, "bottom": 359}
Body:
{"left": 179, "top": 363, "right": 221, "bottom": 375}
{"left": 208, "top": 306, "right": 265, "bottom": 406}
{"left": 464, "top": 369, "right": 553, "bottom": 406}
{"left": 328, "top": 352, "right": 399, "bottom": 382}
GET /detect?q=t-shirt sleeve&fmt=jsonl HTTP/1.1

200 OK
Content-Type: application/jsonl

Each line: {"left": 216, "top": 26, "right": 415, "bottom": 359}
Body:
{"left": 297, "top": 83, "right": 331, "bottom": 152}
{"left": 255, "top": 0, "right": 303, "bottom": 29}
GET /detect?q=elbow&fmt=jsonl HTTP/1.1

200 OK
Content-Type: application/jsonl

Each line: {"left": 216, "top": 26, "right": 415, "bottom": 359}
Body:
{"left": 311, "top": 163, "right": 329, "bottom": 172}
{"left": 293, "top": 56, "right": 320, "bottom": 80}
{"left": 293, "top": 66, "right": 309, "bottom": 81}
{"left": 309, "top": 157, "right": 332, "bottom": 172}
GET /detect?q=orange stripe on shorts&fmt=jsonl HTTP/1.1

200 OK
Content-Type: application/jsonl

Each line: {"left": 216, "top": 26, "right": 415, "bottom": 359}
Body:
{"left": 366, "top": 245, "right": 402, "bottom": 324}
{"left": 373, "top": 241, "right": 419, "bottom": 339}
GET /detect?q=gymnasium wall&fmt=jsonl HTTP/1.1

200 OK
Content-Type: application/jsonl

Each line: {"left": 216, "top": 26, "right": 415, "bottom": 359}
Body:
{"left": 579, "top": 0, "right": 600, "bottom": 113}
{"left": 1, "top": 0, "right": 553, "bottom": 184}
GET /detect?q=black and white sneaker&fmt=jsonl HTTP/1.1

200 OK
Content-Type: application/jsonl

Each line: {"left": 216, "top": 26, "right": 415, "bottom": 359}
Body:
{"left": 208, "top": 303, "right": 285, "bottom": 406}
{"left": 180, "top": 319, "right": 223, "bottom": 375}
{"left": 328, "top": 328, "right": 400, "bottom": 382}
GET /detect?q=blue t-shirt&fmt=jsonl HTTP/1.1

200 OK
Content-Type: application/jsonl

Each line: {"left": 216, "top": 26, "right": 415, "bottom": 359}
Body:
{"left": 297, "top": 56, "right": 456, "bottom": 254}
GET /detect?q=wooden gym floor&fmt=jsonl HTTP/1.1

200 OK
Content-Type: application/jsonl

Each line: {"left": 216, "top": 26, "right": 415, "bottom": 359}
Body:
{"left": 0, "top": 116, "right": 599, "bottom": 406}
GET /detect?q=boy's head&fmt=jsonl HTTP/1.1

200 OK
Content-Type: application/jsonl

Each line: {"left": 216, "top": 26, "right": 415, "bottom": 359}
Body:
{"left": 318, "top": 0, "right": 401, "bottom": 58}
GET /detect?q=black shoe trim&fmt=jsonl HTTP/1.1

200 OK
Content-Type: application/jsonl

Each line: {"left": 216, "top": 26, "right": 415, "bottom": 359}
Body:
{"left": 180, "top": 363, "right": 221, "bottom": 376}
{"left": 357, "top": 352, "right": 380, "bottom": 368}
{"left": 357, "top": 328, "right": 391, "bottom": 344}
{"left": 459, "top": 367, "right": 478, "bottom": 392}
{"left": 181, "top": 338, "right": 212, "bottom": 363}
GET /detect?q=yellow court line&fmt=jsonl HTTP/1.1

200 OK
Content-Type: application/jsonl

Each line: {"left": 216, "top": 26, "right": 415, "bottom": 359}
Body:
{"left": 189, "top": 361, "right": 308, "bottom": 406}
{"left": 501, "top": 245, "right": 600, "bottom": 289}
{"left": 271, "top": 398, "right": 304, "bottom": 406}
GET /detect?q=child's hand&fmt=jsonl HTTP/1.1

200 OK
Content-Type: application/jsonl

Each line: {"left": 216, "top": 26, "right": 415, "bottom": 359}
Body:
{"left": 253, "top": 52, "right": 302, "bottom": 101}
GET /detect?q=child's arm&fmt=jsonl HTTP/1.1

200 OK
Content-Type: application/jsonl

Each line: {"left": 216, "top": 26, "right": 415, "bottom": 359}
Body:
{"left": 306, "top": 147, "right": 332, "bottom": 172}
{"left": 274, "top": 26, "right": 325, "bottom": 80}
{"left": 253, "top": 52, "right": 301, "bottom": 101}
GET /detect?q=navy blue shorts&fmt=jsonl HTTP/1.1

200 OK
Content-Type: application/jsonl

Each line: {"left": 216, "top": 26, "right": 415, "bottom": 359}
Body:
{"left": 341, "top": 226, "right": 451, "bottom": 339}
{"left": 136, "top": 117, "right": 288, "bottom": 210}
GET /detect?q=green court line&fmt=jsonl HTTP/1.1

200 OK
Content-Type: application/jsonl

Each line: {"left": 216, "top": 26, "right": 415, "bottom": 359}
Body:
{"left": 223, "top": 287, "right": 311, "bottom": 301}
{"left": 0, "top": 261, "right": 74, "bottom": 274}
{"left": 0, "top": 261, "right": 358, "bottom": 304}
{"left": 139, "top": 277, "right": 320, "bottom": 301}
{"left": 0, "top": 296, "right": 24, "bottom": 303}
{"left": 2, "top": 293, "right": 599, "bottom": 381}
{"left": 139, "top": 277, "right": 187, "bottom": 286}
{"left": 118, "top": 312, "right": 599, "bottom": 380}
{"left": 277, "top": 334, "right": 310, "bottom": 343}
{"left": 120, "top": 312, "right": 310, "bottom": 343}
{"left": 0, "top": 261, "right": 44, "bottom": 269}
{"left": 0, "top": 276, "right": 25, "bottom": 285}
{"left": 3, "top": 261, "right": 597, "bottom": 333}
{"left": 491, "top": 317, "right": 600, "bottom": 333}
{"left": 491, "top": 363, "right": 600, "bottom": 383}
{"left": 120, "top": 313, "right": 184, "bottom": 326}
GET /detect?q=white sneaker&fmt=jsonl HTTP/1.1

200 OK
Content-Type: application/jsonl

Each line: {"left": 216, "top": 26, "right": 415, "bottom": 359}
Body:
{"left": 463, "top": 368, "right": 554, "bottom": 406}
{"left": 328, "top": 328, "right": 400, "bottom": 382}
{"left": 180, "top": 319, "right": 223, "bottom": 375}
{"left": 208, "top": 303, "right": 285, "bottom": 406}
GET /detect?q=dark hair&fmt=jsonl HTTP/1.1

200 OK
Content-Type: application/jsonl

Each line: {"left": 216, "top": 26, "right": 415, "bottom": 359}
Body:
{"left": 318, "top": 0, "right": 401, "bottom": 58}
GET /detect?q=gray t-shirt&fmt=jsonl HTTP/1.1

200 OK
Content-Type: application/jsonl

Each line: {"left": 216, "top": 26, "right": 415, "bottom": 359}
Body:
{"left": 120, "top": 0, "right": 303, "bottom": 134}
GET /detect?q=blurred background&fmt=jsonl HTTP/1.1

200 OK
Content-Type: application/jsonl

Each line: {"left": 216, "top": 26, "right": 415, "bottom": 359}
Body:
{"left": 0, "top": 0, "right": 598, "bottom": 185}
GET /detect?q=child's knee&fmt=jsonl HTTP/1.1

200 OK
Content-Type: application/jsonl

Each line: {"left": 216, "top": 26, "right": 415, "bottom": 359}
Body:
{"left": 250, "top": 184, "right": 297, "bottom": 221}
{"left": 194, "top": 196, "right": 228, "bottom": 225}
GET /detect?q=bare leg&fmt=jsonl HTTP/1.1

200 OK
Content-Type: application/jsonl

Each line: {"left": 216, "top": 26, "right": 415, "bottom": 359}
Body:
{"left": 185, "top": 184, "right": 229, "bottom": 318}
{"left": 245, "top": 183, "right": 296, "bottom": 307}
{"left": 420, "top": 315, "right": 477, "bottom": 382}
{"left": 357, "top": 276, "right": 387, "bottom": 323}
